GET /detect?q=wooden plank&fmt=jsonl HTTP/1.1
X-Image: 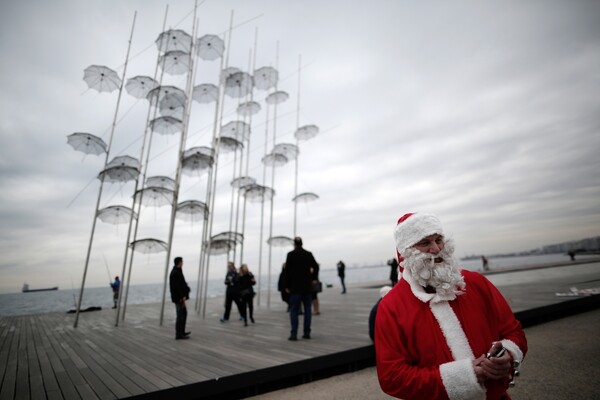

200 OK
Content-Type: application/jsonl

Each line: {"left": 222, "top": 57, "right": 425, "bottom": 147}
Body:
{"left": 0, "top": 317, "right": 19, "bottom": 400}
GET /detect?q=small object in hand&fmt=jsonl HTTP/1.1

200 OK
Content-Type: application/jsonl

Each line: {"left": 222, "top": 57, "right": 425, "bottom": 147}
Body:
{"left": 486, "top": 344, "right": 506, "bottom": 359}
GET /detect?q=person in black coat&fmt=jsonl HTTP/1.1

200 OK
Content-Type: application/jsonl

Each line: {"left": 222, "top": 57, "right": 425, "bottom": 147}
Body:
{"left": 169, "top": 257, "right": 191, "bottom": 340}
{"left": 284, "top": 236, "right": 319, "bottom": 340}
{"left": 220, "top": 261, "right": 245, "bottom": 323}
{"left": 388, "top": 258, "right": 399, "bottom": 286}
{"left": 337, "top": 260, "right": 346, "bottom": 294}
{"left": 238, "top": 264, "right": 256, "bottom": 326}
{"left": 278, "top": 263, "right": 290, "bottom": 311}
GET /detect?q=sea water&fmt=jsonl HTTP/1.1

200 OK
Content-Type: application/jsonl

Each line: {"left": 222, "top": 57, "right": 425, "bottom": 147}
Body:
{"left": 0, "top": 253, "right": 591, "bottom": 316}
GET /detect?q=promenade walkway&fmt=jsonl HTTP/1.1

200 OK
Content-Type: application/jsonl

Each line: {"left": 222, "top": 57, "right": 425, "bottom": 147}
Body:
{"left": 1, "top": 259, "right": 599, "bottom": 399}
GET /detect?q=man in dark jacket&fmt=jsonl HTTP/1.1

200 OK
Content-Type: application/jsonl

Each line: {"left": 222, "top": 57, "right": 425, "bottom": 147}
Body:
{"left": 169, "top": 257, "right": 191, "bottom": 340}
{"left": 284, "top": 237, "right": 318, "bottom": 340}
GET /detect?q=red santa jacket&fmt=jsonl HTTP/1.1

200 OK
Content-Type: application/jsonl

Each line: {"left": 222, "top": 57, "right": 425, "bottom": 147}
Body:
{"left": 375, "top": 269, "right": 527, "bottom": 400}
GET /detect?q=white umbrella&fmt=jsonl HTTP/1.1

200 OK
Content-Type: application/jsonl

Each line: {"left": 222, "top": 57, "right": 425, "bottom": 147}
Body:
{"left": 130, "top": 238, "right": 168, "bottom": 254}
{"left": 159, "top": 50, "right": 191, "bottom": 76}
{"left": 98, "top": 165, "right": 140, "bottom": 183}
{"left": 237, "top": 101, "right": 261, "bottom": 117}
{"left": 107, "top": 155, "right": 140, "bottom": 169}
{"left": 149, "top": 116, "right": 183, "bottom": 135}
{"left": 125, "top": 75, "right": 159, "bottom": 99}
{"left": 145, "top": 176, "right": 175, "bottom": 190}
{"left": 295, "top": 124, "right": 320, "bottom": 141}
{"left": 220, "top": 120, "right": 251, "bottom": 142}
{"left": 196, "top": 34, "right": 225, "bottom": 60}
{"left": 176, "top": 200, "right": 208, "bottom": 222}
{"left": 155, "top": 29, "right": 192, "bottom": 53}
{"left": 83, "top": 65, "right": 121, "bottom": 93}
{"left": 253, "top": 66, "right": 278, "bottom": 90}
{"left": 67, "top": 132, "right": 107, "bottom": 156}
{"left": 97, "top": 205, "right": 137, "bottom": 225}
{"left": 192, "top": 83, "right": 219, "bottom": 103}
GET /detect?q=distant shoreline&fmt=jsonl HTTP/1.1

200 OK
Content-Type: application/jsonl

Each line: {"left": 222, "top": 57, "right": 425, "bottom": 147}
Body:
{"left": 357, "top": 256, "right": 600, "bottom": 289}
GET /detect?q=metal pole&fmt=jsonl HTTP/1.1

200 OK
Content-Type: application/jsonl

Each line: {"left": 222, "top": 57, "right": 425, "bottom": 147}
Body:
{"left": 74, "top": 11, "right": 137, "bottom": 328}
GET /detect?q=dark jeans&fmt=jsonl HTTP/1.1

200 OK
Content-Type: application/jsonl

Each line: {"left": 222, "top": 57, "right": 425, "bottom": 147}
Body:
{"left": 289, "top": 293, "right": 312, "bottom": 338}
{"left": 175, "top": 302, "right": 187, "bottom": 338}
{"left": 223, "top": 290, "right": 245, "bottom": 320}
{"left": 241, "top": 293, "right": 254, "bottom": 320}
{"left": 340, "top": 277, "right": 346, "bottom": 293}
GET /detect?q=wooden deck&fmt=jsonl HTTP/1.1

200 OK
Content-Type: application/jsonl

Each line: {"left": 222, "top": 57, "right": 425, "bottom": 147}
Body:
{"left": 0, "top": 285, "right": 379, "bottom": 400}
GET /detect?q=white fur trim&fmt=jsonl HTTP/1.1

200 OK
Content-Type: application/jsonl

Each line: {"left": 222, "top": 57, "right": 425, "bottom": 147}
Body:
{"left": 430, "top": 302, "right": 474, "bottom": 360}
{"left": 439, "top": 359, "right": 486, "bottom": 400}
{"left": 395, "top": 213, "right": 444, "bottom": 253}
{"left": 501, "top": 339, "right": 524, "bottom": 364}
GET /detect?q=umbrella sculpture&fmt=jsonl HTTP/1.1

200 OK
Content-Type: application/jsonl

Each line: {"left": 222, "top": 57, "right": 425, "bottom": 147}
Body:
{"left": 67, "top": 132, "right": 107, "bottom": 156}
{"left": 159, "top": 50, "right": 191, "bottom": 76}
{"left": 192, "top": 83, "right": 219, "bottom": 103}
{"left": 130, "top": 238, "right": 168, "bottom": 254}
{"left": 181, "top": 146, "right": 215, "bottom": 177}
{"left": 221, "top": 66, "right": 241, "bottom": 83}
{"left": 206, "top": 239, "right": 233, "bottom": 255}
{"left": 176, "top": 200, "right": 208, "bottom": 223}
{"left": 133, "top": 186, "right": 174, "bottom": 207}
{"left": 292, "top": 192, "right": 319, "bottom": 203}
{"left": 125, "top": 75, "right": 159, "bottom": 99}
{"left": 236, "top": 101, "right": 261, "bottom": 117}
{"left": 196, "top": 34, "right": 225, "bottom": 61}
{"left": 220, "top": 120, "right": 251, "bottom": 142}
{"left": 146, "top": 85, "right": 185, "bottom": 107}
{"left": 272, "top": 143, "right": 299, "bottom": 161}
{"left": 295, "top": 124, "right": 320, "bottom": 141}
{"left": 212, "top": 231, "right": 243, "bottom": 244}
{"left": 215, "top": 137, "right": 243, "bottom": 154}
{"left": 107, "top": 155, "right": 141, "bottom": 169}
{"left": 146, "top": 176, "right": 175, "bottom": 190}
{"left": 243, "top": 184, "right": 275, "bottom": 203}
{"left": 231, "top": 176, "right": 256, "bottom": 189}
{"left": 267, "top": 235, "right": 294, "bottom": 247}
{"left": 97, "top": 205, "right": 137, "bottom": 224}
{"left": 262, "top": 152, "right": 289, "bottom": 167}
{"left": 98, "top": 165, "right": 140, "bottom": 184}
{"left": 265, "top": 90, "right": 289, "bottom": 105}
{"left": 149, "top": 116, "right": 183, "bottom": 135}
{"left": 253, "top": 66, "right": 279, "bottom": 91}
{"left": 155, "top": 29, "right": 192, "bottom": 53}
{"left": 159, "top": 93, "right": 186, "bottom": 119}
{"left": 224, "top": 71, "right": 253, "bottom": 98}
{"left": 83, "top": 65, "right": 121, "bottom": 93}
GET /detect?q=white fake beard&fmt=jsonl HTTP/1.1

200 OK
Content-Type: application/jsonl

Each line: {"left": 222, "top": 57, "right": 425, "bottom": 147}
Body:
{"left": 401, "top": 239, "right": 466, "bottom": 298}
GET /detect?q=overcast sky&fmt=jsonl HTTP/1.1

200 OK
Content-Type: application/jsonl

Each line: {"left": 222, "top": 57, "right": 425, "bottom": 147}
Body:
{"left": 1, "top": 0, "right": 599, "bottom": 294}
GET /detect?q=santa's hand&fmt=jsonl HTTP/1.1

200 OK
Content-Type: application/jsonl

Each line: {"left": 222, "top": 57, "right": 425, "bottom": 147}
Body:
{"left": 480, "top": 351, "right": 512, "bottom": 380}
{"left": 472, "top": 355, "right": 488, "bottom": 384}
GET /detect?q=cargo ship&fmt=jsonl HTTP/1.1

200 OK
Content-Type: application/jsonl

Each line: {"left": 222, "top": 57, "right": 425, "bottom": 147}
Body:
{"left": 22, "top": 283, "right": 58, "bottom": 293}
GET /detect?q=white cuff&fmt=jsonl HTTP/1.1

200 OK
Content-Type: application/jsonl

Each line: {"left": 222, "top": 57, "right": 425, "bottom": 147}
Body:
{"left": 501, "top": 339, "right": 524, "bottom": 364}
{"left": 439, "top": 358, "right": 486, "bottom": 400}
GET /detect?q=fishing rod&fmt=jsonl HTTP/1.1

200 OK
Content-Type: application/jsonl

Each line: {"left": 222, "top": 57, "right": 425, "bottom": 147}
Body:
{"left": 102, "top": 253, "right": 113, "bottom": 283}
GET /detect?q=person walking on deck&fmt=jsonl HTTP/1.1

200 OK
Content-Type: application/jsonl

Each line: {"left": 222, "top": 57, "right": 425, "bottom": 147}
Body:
{"left": 285, "top": 237, "right": 319, "bottom": 340}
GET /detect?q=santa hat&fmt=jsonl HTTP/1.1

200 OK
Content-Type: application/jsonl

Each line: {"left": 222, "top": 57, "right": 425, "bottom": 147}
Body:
{"left": 394, "top": 213, "right": 444, "bottom": 255}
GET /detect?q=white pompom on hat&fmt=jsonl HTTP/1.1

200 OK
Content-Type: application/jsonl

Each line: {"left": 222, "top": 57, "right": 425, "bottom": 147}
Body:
{"left": 394, "top": 212, "right": 444, "bottom": 255}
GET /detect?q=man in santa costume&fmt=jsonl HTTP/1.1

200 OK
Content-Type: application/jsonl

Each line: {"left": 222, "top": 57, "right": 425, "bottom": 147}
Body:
{"left": 376, "top": 213, "right": 527, "bottom": 400}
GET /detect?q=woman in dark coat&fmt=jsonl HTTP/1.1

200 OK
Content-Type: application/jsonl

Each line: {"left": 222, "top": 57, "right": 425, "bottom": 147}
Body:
{"left": 238, "top": 264, "right": 256, "bottom": 326}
